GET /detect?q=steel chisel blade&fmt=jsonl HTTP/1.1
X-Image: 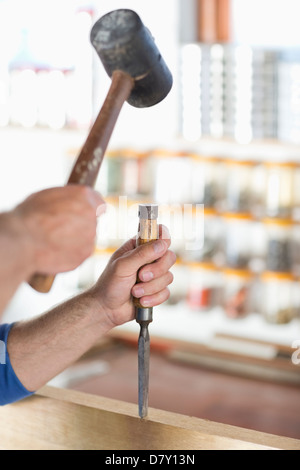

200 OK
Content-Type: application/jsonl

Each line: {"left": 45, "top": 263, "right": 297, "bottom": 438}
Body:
{"left": 138, "top": 323, "right": 150, "bottom": 418}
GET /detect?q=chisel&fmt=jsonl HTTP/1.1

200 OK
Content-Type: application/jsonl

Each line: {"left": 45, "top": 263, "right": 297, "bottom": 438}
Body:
{"left": 133, "top": 204, "right": 159, "bottom": 418}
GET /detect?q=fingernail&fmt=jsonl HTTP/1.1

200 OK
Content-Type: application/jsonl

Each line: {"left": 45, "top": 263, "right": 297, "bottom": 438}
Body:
{"left": 142, "top": 299, "right": 151, "bottom": 307}
{"left": 133, "top": 286, "right": 144, "bottom": 297}
{"left": 96, "top": 203, "right": 106, "bottom": 217}
{"left": 141, "top": 271, "right": 153, "bottom": 282}
{"left": 153, "top": 240, "right": 165, "bottom": 253}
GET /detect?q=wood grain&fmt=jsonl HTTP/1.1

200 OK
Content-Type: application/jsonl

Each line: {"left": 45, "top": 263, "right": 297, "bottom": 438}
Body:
{"left": 0, "top": 386, "right": 299, "bottom": 450}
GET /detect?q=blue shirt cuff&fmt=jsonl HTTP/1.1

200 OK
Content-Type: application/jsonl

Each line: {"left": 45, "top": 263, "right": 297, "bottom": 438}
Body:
{"left": 0, "top": 323, "right": 34, "bottom": 406}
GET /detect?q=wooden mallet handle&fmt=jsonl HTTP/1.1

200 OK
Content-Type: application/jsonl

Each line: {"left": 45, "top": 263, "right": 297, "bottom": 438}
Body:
{"left": 29, "top": 70, "right": 134, "bottom": 293}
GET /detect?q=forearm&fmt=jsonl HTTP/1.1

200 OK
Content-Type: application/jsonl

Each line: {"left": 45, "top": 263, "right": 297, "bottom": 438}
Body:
{"left": 0, "top": 213, "right": 34, "bottom": 315}
{"left": 7, "top": 291, "right": 113, "bottom": 392}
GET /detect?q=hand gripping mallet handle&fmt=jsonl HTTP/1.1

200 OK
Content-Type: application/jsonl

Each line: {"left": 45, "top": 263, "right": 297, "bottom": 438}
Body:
{"left": 28, "top": 70, "right": 134, "bottom": 293}
{"left": 29, "top": 9, "right": 172, "bottom": 293}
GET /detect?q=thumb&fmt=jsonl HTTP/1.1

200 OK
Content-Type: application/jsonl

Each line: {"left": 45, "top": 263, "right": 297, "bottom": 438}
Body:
{"left": 115, "top": 239, "right": 168, "bottom": 277}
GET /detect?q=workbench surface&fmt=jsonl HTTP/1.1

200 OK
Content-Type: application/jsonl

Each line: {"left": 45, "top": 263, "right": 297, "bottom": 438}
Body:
{"left": 0, "top": 385, "right": 300, "bottom": 450}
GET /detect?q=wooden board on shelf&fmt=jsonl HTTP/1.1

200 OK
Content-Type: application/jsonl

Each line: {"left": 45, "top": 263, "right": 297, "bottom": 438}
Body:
{"left": 0, "top": 385, "right": 299, "bottom": 450}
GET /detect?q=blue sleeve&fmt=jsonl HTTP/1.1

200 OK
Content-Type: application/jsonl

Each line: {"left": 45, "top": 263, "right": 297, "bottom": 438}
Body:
{"left": 0, "top": 323, "right": 34, "bottom": 406}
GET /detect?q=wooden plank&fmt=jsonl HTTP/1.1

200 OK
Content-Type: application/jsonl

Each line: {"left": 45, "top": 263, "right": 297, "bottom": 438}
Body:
{"left": 0, "top": 386, "right": 299, "bottom": 450}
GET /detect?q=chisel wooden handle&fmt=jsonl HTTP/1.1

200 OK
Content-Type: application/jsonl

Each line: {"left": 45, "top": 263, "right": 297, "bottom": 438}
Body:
{"left": 28, "top": 71, "right": 134, "bottom": 293}
{"left": 133, "top": 204, "right": 159, "bottom": 310}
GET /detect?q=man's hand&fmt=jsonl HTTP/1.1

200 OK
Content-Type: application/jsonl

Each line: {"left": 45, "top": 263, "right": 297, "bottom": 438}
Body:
{"left": 6, "top": 225, "right": 176, "bottom": 392}
{"left": 89, "top": 225, "right": 176, "bottom": 329}
{"left": 13, "top": 186, "right": 105, "bottom": 275}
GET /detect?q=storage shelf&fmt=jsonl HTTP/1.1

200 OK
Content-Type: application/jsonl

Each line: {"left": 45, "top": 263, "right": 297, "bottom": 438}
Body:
{"left": 1, "top": 127, "right": 300, "bottom": 350}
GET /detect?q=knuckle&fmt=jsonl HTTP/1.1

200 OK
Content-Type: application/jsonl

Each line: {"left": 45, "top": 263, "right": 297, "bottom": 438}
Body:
{"left": 169, "top": 250, "right": 177, "bottom": 264}
{"left": 112, "top": 257, "right": 125, "bottom": 276}
{"left": 135, "top": 245, "right": 148, "bottom": 262}
{"left": 164, "top": 287, "right": 171, "bottom": 301}
{"left": 73, "top": 186, "right": 92, "bottom": 206}
{"left": 154, "top": 288, "right": 170, "bottom": 306}
{"left": 168, "top": 271, "right": 174, "bottom": 284}
{"left": 75, "top": 184, "right": 89, "bottom": 197}
{"left": 79, "top": 186, "right": 104, "bottom": 209}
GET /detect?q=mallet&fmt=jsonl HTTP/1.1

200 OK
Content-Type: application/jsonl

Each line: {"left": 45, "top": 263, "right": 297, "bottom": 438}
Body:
{"left": 29, "top": 9, "right": 172, "bottom": 293}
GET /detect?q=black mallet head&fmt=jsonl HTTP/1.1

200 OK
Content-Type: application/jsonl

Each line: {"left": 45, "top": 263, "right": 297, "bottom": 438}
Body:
{"left": 90, "top": 9, "right": 173, "bottom": 108}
